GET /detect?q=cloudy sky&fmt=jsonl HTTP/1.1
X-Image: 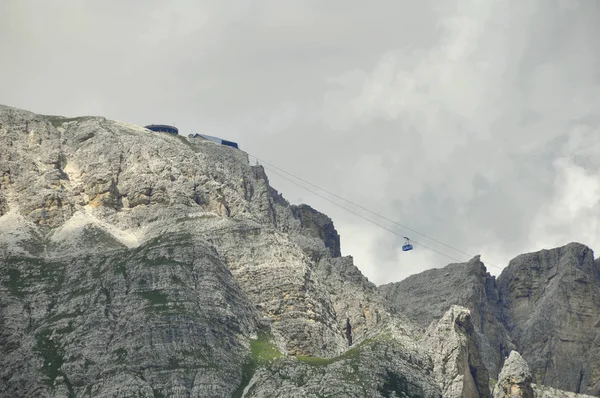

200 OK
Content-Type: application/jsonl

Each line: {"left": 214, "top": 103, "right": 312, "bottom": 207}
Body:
{"left": 1, "top": 0, "right": 599, "bottom": 284}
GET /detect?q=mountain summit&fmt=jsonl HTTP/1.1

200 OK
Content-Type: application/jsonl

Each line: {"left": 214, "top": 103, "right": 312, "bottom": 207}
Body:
{"left": 0, "top": 104, "right": 598, "bottom": 397}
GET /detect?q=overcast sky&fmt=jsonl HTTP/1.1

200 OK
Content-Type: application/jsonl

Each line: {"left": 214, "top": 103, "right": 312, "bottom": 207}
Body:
{"left": 1, "top": 0, "right": 599, "bottom": 284}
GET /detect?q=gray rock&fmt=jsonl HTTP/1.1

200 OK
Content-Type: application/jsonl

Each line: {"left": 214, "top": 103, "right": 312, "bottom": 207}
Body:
{"left": 379, "top": 255, "right": 514, "bottom": 378}
{"left": 241, "top": 324, "right": 441, "bottom": 398}
{"left": 3, "top": 103, "right": 599, "bottom": 397}
{"left": 532, "top": 384, "right": 596, "bottom": 398}
{"left": 0, "top": 104, "right": 435, "bottom": 397}
{"left": 290, "top": 204, "right": 341, "bottom": 259}
{"left": 494, "top": 351, "right": 534, "bottom": 398}
{"left": 423, "top": 305, "right": 491, "bottom": 398}
{"left": 498, "top": 243, "right": 600, "bottom": 395}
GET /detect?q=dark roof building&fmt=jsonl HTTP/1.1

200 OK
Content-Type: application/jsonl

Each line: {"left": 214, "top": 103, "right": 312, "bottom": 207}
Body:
{"left": 191, "top": 133, "right": 239, "bottom": 149}
{"left": 145, "top": 124, "right": 178, "bottom": 135}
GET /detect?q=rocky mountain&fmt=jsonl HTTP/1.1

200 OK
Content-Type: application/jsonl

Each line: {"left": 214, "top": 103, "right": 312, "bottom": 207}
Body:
{"left": 0, "top": 104, "right": 598, "bottom": 398}
{"left": 380, "top": 243, "right": 600, "bottom": 396}
{"left": 0, "top": 105, "right": 440, "bottom": 397}
{"left": 498, "top": 243, "right": 600, "bottom": 395}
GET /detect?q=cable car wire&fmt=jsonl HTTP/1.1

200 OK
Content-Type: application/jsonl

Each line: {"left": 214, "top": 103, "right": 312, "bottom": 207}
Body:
{"left": 257, "top": 162, "right": 465, "bottom": 264}
{"left": 248, "top": 153, "right": 504, "bottom": 272}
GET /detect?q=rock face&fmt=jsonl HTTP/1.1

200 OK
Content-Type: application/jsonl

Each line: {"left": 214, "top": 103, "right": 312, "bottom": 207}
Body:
{"left": 498, "top": 243, "right": 600, "bottom": 395}
{"left": 0, "top": 104, "right": 440, "bottom": 397}
{"left": 1, "top": 104, "right": 599, "bottom": 397}
{"left": 290, "top": 204, "right": 341, "bottom": 259}
{"left": 379, "top": 255, "right": 513, "bottom": 378}
{"left": 242, "top": 324, "right": 442, "bottom": 398}
{"left": 493, "top": 351, "right": 534, "bottom": 398}
{"left": 380, "top": 244, "right": 600, "bottom": 396}
{"left": 423, "top": 305, "right": 491, "bottom": 398}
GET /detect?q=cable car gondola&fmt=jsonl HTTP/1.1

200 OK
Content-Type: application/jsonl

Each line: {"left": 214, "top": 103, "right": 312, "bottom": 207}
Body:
{"left": 402, "top": 237, "right": 413, "bottom": 251}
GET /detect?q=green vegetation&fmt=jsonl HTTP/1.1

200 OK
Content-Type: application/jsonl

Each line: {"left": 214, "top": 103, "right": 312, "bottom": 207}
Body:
{"left": 249, "top": 332, "right": 284, "bottom": 364}
{"left": 296, "top": 335, "right": 380, "bottom": 367}
{"left": 113, "top": 348, "right": 128, "bottom": 364}
{"left": 378, "top": 370, "right": 413, "bottom": 398}
{"left": 4, "top": 268, "right": 26, "bottom": 297}
{"left": 113, "top": 260, "right": 127, "bottom": 278}
{"left": 232, "top": 332, "right": 283, "bottom": 398}
{"left": 137, "top": 290, "right": 168, "bottom": 305}
{"left": 2, "top": 257, "right": 67, "bottom": 298}
{"left": 297, "top": 344, "right": 362, "bottom": 367}
{"left": 153, "top": 389, "right": 166, "bottom": 398}
{"left": 34, "top": 328, "right": 65, "bottom": 387}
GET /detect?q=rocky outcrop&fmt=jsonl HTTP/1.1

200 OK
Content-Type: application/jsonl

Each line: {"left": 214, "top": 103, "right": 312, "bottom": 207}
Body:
{"left": 242, "top": 327, "right": 441, "bottom": 397}
{"left": 379, "top": 255, "right": 513, "bottom": 378}
{"left": 493, "top": 351, "right": 596, "bottom": 398}
{"left": 3, "top": 104, "right": 600, "bottom": 397}
{"left": 423, "top": 305, "right": 490, "bottom": 398}
{"left": 290, "top": 204, "right": 341, "bottom": 259}
{"left": 493, "top": 351, "right": 534, "bottom": 398}
{"left": 380, "top": 244, "right": 600, "bottom": 396}
{"left": 313, "top": 256, "right": 394, "bottom": 349}
{"left": 0, "top": 231, "right": 262, "bottom": 397}
{"left": 0, "top": 104, "right": 430, "bottom": 397}
{"left": 532, "top": 384, "right": 596, "bottom": 398}
{"left": 498, "top": 243, "right": 600, "bottom": 395}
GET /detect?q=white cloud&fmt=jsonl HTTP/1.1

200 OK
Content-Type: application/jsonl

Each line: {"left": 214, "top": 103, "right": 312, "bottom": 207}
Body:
{"left": 1, "top": 0, "right": 599, "bottom": 283}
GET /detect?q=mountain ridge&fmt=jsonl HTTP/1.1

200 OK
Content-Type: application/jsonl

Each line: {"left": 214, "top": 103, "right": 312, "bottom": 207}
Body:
{"left": 1, "top": 104, "right": 598, "bottom": 397}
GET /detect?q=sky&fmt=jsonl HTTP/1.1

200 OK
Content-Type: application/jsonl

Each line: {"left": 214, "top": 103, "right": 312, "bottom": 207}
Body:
{"left": 1, "top": 0, "right": 599, "bottom": 285}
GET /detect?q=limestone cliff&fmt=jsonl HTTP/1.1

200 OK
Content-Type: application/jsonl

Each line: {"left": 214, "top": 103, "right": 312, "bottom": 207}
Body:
{"left": 493, "top": 351, "right": 534, "bottom": 398}
{"left": 422, "top": 305, "right": 490, "bottom": 398}
{"left": 0, "top": 104, "right": 439, "bottom": 397}
{"left": 493, "top": 350, "right": 596, "bottom": 398}
{"left": 1, "top": 104, "right": 598, "bottom": 397}
{"left": 379, "top": 255, "right": 513, "bottom": 378}
{"left": 380, "top": 243, "right": 600, "bottom": 396}
{"left": 498, "top": 243, "right": 600, "bottom": 395}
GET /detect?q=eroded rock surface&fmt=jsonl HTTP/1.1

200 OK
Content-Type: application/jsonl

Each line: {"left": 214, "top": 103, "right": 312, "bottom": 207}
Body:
{"left": 498, "top": 243, "right": 600, "bottom": 395}
{"left": 0, "top": 104, "right": 433, "bottom": 397}
{"left": 379, "top": 255, "right": 513, "bottom": 378}
{"left": 493, "top": 351, "right": 534, "bottom": 398}
{"left": 423, "top": 305, "right": 490, "bottom": 398}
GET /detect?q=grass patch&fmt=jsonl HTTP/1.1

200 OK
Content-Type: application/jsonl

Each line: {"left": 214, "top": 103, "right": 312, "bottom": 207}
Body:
{"left": 137, "top": 290, "right": 168, "bottom": 305}
{"left": 232, "top": 332, "right": 283, "bottom": 398}
{"left": 296, "top": 336, "right": 377, "bottom": 367}
{"left": 378, "top": 370, "right": 412, "bottom": 398}
{"left": 4, "top": 268, "right": 26, "bottom": 297}
{"left": 113, "top": 348, "right": 127, "bottom": 364}
{"left": 34, "top": 328, "right": 65, "bottom": 387}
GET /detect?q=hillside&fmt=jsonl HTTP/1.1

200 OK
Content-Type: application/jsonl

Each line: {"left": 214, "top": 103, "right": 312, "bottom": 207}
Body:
{"left": 0, "top": 104, "right": 598, "bottom": 398}
{"left": 380, "top": 243, "right": 600, "bottom": 395}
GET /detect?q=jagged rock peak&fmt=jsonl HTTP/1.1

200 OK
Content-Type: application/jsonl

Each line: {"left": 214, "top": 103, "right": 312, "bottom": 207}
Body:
{"left": 378, "top": 254, "right": 512, "bottom": 379}
{"left": 423, "top": 305, "right": 491, "bottom": 398}
{"left": 498, "top": 242, "right": 600, "bottom": 394}
{"left": 493, "top": 351, "right": 534, "bottom": 398}
{"left": 290, "top": 204, "right": 341, "bottom": 258}
{"left": 0, "top": 104, "right": 430, "bottom": 397}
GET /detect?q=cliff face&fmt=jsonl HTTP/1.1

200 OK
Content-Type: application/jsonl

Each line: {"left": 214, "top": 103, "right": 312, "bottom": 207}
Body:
{"left": 0, "top": 105, "right": 440, "bottom": 397}
{"left": 423, "top": 305, "right": 491, "bottom": 398}
{"left": 379, "top": 256, "right": 513, "bottom": 378}
{"left": 380, "top": 244, "right": 600, "bottom": 396}
{"left": 1, "top": 104, "right": 598, "bottom": 398}
{"left": 498, "top": 243, "right": 600, "bottom": 395}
